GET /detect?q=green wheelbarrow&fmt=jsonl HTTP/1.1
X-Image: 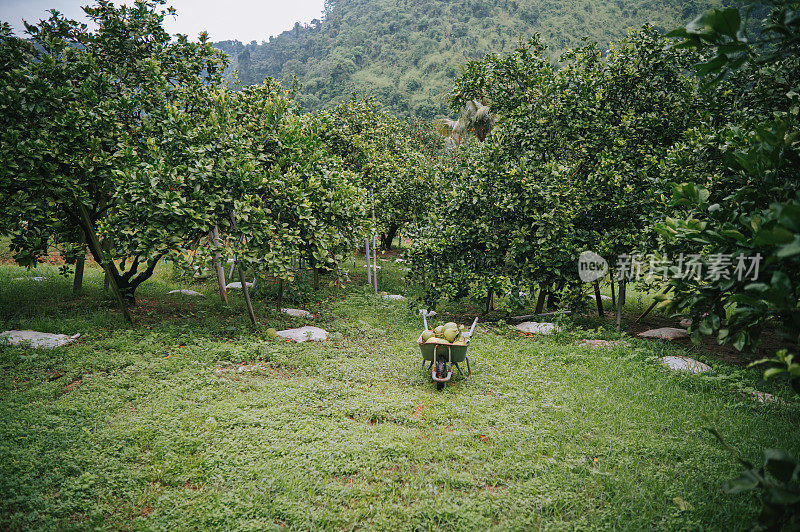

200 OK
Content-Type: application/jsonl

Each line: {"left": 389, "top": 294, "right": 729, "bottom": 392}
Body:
{"left": 417, "top": 315, "right": 477, "bottom": 390}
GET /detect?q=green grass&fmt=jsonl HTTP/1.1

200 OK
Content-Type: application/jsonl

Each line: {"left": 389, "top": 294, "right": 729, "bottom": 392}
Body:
{"left": 1, "top": 257, "right": 798, "bottom": 530}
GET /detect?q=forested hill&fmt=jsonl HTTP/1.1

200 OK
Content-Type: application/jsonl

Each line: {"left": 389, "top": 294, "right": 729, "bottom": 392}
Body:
{"left": 213, "top": 0, "right": 729, "bottom": 118}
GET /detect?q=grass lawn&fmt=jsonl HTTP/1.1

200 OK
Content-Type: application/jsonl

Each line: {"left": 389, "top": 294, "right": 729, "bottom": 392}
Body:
{"left": 1, "top": 258, "right": 798, "bottom": 530}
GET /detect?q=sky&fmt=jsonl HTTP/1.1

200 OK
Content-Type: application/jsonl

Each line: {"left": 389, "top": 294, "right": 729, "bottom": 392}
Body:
{"left": 0, "top": 0, "right": 326, "bottom": 42}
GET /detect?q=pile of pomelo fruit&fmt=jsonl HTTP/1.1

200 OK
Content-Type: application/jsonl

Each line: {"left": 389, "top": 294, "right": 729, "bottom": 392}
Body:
{"left": 421, "top": 322, "right": 468, "bottom": 345}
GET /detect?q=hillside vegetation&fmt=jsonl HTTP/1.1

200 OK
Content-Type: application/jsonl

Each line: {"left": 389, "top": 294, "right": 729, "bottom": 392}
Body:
{"left": 214, "top": 0, "right": 731, "bottom": 117}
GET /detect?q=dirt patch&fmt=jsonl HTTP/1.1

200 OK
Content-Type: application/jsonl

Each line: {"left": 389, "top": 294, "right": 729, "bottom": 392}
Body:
{"left": 481, "top": 484, "right": 508, "bottom": 494}
{"left": 410, "top": 403, "right": 427, "bottom": 420}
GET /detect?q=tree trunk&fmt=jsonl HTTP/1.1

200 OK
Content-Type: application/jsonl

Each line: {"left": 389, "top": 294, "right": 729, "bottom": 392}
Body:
{"left": 277, "top": 279, "right": 284, "bottom": 311}
{"left": 485, "top": 288, "right": 495, "bottom": 313}
{"left": 593, "top": 280, "right": 604, "bottom": 317}
{"left": 77, "top": 204, "right": 131, "bottom": 324}
{"left": 535, "top": 289, "right": 547, "bottom": 314}
{"left": 365, "top": 237, "right": 372, "bottom": 284}
{"left": 380, "top": 223, "right": 399, "bottom": 251}
{"left": 73, "top": 231, "right": 85, "bottom": 295}
{"left": 610, "top": 278, "right": 616, "bottom": 308}
{"left": 373, "top": 235, "right": 378, "bottom": 294}
{"left": 210, "top": 227, "right": 228, "bottom": 304}
{"left": 313, "top": 268, "right": 320, "bottom": 291}
{"left": 238, "top": 266, "right": 256, "bottom": 326}
{"left": 616, "top": 280, "right": 626, "bottom": 332}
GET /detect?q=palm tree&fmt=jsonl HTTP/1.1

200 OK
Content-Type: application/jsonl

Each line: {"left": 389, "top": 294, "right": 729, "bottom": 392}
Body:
{"left": 434, "top": 99, "right": 494, "bottom": 146}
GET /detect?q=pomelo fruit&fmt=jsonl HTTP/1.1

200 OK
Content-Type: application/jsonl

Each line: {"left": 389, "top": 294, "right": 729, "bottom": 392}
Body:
{"left": 444, "top": 322, "right": 458, "bottom": 330}
{"left": 443, "top": 328, "right": 459, "bottom": 343}
{"left": 433, "top": 325, "right": 444, "bottom": 335}
{"left": 266, "top": 328, "right": 278, "bottom": 339}
{"left": 421, "top": 330, "right": 434, "bottom": 342}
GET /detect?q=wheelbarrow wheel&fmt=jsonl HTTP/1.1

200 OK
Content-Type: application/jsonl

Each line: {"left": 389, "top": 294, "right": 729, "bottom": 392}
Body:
{"left": 435, "top": 360, "right": 446, "bottom": 390}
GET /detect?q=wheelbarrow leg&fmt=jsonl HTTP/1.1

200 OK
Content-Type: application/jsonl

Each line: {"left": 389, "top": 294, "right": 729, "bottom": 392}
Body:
{"left": 465, "top": 356, "right": 471, "bottom": 376}
{"left": 454, "top": 363, "right": 464, "bottom": 377}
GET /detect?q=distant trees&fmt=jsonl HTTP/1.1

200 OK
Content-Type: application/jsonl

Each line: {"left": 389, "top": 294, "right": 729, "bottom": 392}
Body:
{"left": 213, "top": 0, "right": 727, "bottom": 118}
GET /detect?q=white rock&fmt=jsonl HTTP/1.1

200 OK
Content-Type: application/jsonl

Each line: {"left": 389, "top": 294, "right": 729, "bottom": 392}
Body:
{"left": 394, "top": 258, "right": 406, "bottom": 263}
{"left": 167, "top": 289, "right": 205, "bottom": 297}
{"left": 225, "top": 279, "right": 255, "bottom": 290}
{"left": 12, "top": 277, "right": 48, "bottom": 282}
{"left": 363, "top": 264, "right": 382, "bottom": 270}
{"left": 747, "top": 390, "right": 786, "bottom": 405}
{"left": 1, "top": 330, "right": 80, "bottom": 349}
{"left": 586, "top": 294, "right": 612, "bottom": 302}
{"left": 680, "top": 318, "right": 693, "bottom": 328}
{"left": 281, "top": 308, "right": 314, "bottom": 318}
{"left": 382, "top": 294, "right": 405, "bottom": 300}
{"left": 660, "top": 356, "right": 711, "bottom": 373}
{"left": 515, "top": 322, "right": 561, "bottom": 334}
{"left": 277, "top": 326, "right": 328, "bottom": 343}
{"left": 638, "top": 327, "right": 688, "bottom": 340}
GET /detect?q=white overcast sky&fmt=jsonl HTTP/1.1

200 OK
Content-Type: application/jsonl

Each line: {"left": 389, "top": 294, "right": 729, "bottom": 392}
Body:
{"left": 0, "top": 0, "right": 326, "bottom": 42}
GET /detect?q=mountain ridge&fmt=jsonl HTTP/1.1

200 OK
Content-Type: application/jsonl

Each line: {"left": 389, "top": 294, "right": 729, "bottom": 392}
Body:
{"left": 214, "top": 0, "right": 731, "bottom": 117}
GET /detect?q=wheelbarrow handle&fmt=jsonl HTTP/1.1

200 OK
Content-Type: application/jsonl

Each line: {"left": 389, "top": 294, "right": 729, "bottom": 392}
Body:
{"left": 432, "top": 367, "right": 453, "bottom": 383}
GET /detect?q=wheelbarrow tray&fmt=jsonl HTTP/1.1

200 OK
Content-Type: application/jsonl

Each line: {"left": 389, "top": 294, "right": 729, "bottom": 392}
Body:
{"left": 417, "top": 333, "right": 469, "bottom": 364}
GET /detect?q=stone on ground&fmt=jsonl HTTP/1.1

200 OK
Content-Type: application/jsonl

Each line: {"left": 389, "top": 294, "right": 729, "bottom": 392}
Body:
{"left": 362, "top": 264, "right": 382, "bottom": 270}
{"left": 516, "top": 322, "right": 561, "bottom": 335}
{"left": 281, "top": 308, "right": 314, "bottom": 318}
{"left": 680, "top": 318, "right": 693, "bottom": 328}
{"left": 660, "top": 356, "right": 711, "bottom": 373}
{"left": 1, "top": 330, "right": 80, "bottom": 348}
{"left": 225, "top": 281, "right": 254, "bottom": 290}
{"left": 12, "top": 277, "right": 47, "bottom": 282}
{"left": 747, "top": 390, "right": 786, "bottom": 404}
{"left": 577, "top": 339, "right": 630, "bottom": 348}
{"left": 394, "top": 258, "right": 406, "bottom": 263}
{"left": 382, "top": 294, "right": 405, "bottom": 300}
{"left": 168, "top": 289, "right": 204, "bottom": 297}
{"left": 638, "top": 327, "right": 688, "bottom": 340}
{"left": 277, "top": 326, "right": 328, "bottom": 343}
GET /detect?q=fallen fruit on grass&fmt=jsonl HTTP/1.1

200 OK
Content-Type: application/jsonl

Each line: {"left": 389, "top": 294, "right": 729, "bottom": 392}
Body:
{"left": 266, "top": 328, "right": 278, "bottom": 338}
